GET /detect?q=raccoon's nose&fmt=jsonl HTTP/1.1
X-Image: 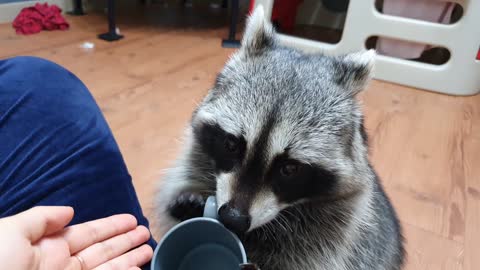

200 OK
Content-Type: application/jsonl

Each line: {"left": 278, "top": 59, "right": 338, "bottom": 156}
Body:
{"left": 218, "top": 203, "right": 251, "bottom": 235}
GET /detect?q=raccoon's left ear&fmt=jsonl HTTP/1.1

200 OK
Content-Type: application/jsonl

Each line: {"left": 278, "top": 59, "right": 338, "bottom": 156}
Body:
{"left": 240, "top": 6, "right": 276, "bottom": 56}
{"left": 334, "top": 50, "right": 376, "bottom": 95}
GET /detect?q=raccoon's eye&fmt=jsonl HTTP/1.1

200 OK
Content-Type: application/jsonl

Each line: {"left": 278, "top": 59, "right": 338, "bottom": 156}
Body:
{"left": 280, "top": 162, "right": 299, "bottom": 177}
{"left": 224, "top": 135, "right": 239, "bottom": 153}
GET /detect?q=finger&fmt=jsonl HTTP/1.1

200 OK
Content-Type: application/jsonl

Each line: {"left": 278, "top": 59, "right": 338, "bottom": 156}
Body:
{"left": 64, "top": 255, "right": 85, "bottom": 270}
{"left": 76, "top": 225, "right": 151, "bottom": 269}
{"left": 93, "top": 245, "right": 153, "bottom": 270}
{"left": 7, "top": 206, "right": 74, "bottom": 242}
{"left": 63, "top": 214, "right": 137, "bottom": 254}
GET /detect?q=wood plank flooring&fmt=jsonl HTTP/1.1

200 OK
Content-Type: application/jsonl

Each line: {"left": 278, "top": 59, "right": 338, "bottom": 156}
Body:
{"left": 1, "top": 11, "right": 479, "bottom": 270}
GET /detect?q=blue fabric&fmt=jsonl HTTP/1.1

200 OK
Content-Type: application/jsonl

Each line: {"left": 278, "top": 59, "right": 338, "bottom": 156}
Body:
{"left": 0, "top": 56, "right": 156, "bottom": 268}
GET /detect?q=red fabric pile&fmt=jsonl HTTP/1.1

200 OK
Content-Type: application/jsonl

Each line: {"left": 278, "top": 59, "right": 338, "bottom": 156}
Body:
{"left": 12, "top": 3, "right": 69, "bottom": 35}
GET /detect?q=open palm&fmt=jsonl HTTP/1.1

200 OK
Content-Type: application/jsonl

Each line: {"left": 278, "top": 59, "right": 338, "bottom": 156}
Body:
{"left": 0, "top": 206, "right": 153, "bottom": 270}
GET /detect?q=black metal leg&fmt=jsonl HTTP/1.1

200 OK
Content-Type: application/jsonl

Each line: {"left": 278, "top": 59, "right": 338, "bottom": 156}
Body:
{"left": 98, "top": 0, "right": 124, "bottom": 41}
{"left": 68, "top": 0, "right": 86, "bottom": 16}
{"left": 221, "top": 0, "right": 228, "bottom": 8}
{"left": 222, "top": 0, "right": 241, "bottom": 48}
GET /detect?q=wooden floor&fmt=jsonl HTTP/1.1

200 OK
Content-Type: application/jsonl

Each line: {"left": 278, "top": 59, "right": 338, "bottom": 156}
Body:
{"left": 1, "top": 11, "right": 479, "bottom": 270}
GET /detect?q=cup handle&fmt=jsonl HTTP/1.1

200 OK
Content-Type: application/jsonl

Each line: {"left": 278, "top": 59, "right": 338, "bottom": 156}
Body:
{"left": 203, "top": 196, "right": 218, "bottom": 219}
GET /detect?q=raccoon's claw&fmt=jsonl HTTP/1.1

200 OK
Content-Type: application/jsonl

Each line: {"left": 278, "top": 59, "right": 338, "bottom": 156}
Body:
{"left": 240, "top": 263, "right": 260, "bottom": 270}
{"left": 168, "top": 192, "right": 206, "bottom": 221}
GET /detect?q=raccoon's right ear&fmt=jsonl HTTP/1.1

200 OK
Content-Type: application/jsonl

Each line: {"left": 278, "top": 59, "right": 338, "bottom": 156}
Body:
{"left": 240, "top": 6, "right": 276, "bottom": 56}
{"left": 333, "top": 50, "right": 376, "bottom": 96}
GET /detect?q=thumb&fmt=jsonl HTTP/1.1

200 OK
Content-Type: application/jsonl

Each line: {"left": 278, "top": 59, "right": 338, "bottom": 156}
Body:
{"left": 8, "top": 206, "right": 74, "bottom": 242}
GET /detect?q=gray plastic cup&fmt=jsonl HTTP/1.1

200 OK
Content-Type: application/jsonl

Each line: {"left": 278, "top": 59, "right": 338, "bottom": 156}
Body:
{"left": 151, "top": 196, "right": 247, "bottom": 270}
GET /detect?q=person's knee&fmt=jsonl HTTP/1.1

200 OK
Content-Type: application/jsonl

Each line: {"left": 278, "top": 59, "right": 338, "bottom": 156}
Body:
{"left": 6, "top": 56, "right": 81, "bottom": 88}
{"left": 2, "top": 56, "right": 100, "bottom": 123}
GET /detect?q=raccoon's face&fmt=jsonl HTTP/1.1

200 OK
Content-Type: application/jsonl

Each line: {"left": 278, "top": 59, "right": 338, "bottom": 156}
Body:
{"left": 190, "top": 7, "right": 375, "bottom": 234}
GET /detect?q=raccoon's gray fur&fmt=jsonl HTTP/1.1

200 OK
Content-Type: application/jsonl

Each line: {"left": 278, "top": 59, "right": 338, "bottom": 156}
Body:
{"left": 156, "top": 6, "right": 404, "bottom": 270}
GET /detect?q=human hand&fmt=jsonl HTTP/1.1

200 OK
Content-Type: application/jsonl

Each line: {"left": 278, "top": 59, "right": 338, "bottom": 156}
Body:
{"left": 0, "top": 206, "right": 153, "bottom": 270}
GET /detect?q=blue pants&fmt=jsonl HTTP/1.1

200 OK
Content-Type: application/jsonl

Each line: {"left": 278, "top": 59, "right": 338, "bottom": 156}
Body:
{"left": 0, "top": 56, "right": 157, "bottom": 266}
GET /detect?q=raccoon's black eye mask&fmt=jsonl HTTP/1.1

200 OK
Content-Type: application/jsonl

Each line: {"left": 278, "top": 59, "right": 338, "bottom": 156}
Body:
{"left": 268, "top": 153, "right": 338, "bottom": 203}
{"left": 194, "top": 122, "right": 338, "bottom": 202}
{"left": 194, "top": 123, "right": 246, "bottom": 172}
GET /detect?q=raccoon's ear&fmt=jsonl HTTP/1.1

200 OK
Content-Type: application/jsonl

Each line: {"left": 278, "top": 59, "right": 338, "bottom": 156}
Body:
{"left": 333, "top": 50, "right": 376, "bottom": 95}
{"left": 241, "top": 6, "right": 276, "bottom": 56}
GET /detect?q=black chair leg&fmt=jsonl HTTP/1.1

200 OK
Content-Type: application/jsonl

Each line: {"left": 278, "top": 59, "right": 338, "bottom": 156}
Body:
{"left": 221, "top": 0, "right": 241, "bottom": 48}
{"left": 98, "top": 0, "right": 124, "bottom": 41}
{"left": 68, "top": 0, "right": 86, "bottom": 15}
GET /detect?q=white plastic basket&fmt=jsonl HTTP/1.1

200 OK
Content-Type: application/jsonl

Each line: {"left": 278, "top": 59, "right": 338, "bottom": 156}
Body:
{"left": 253, "top": 0, "right": 480, "bottom": 96}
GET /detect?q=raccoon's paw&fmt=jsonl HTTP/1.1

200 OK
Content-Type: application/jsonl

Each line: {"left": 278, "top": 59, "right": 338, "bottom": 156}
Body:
{"left": 240, "top": 263, "right": 261, "bottom": 270}
{"left": 167, "top": 192, "right": 206, "bottom": 222}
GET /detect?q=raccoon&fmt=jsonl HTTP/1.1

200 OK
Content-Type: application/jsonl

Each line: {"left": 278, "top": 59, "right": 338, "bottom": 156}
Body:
{"left": 156, "top": 6, "right": 405, "bottom": 270}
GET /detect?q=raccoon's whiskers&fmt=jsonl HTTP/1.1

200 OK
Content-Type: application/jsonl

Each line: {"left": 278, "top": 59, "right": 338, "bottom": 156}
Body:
{"left": 278, "top": 213, "right": 294, "bottom": 233}
{"left": 272, "top": 217, "right": 288, "bottom": 233}
{"left": 262, "top": 222, "right": 276, "bottom": 241}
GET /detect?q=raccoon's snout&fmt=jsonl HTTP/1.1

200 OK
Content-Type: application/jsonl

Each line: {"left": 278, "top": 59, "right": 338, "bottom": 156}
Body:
{"left": 218, "top": 203, "right": 251, "bottom": 235}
